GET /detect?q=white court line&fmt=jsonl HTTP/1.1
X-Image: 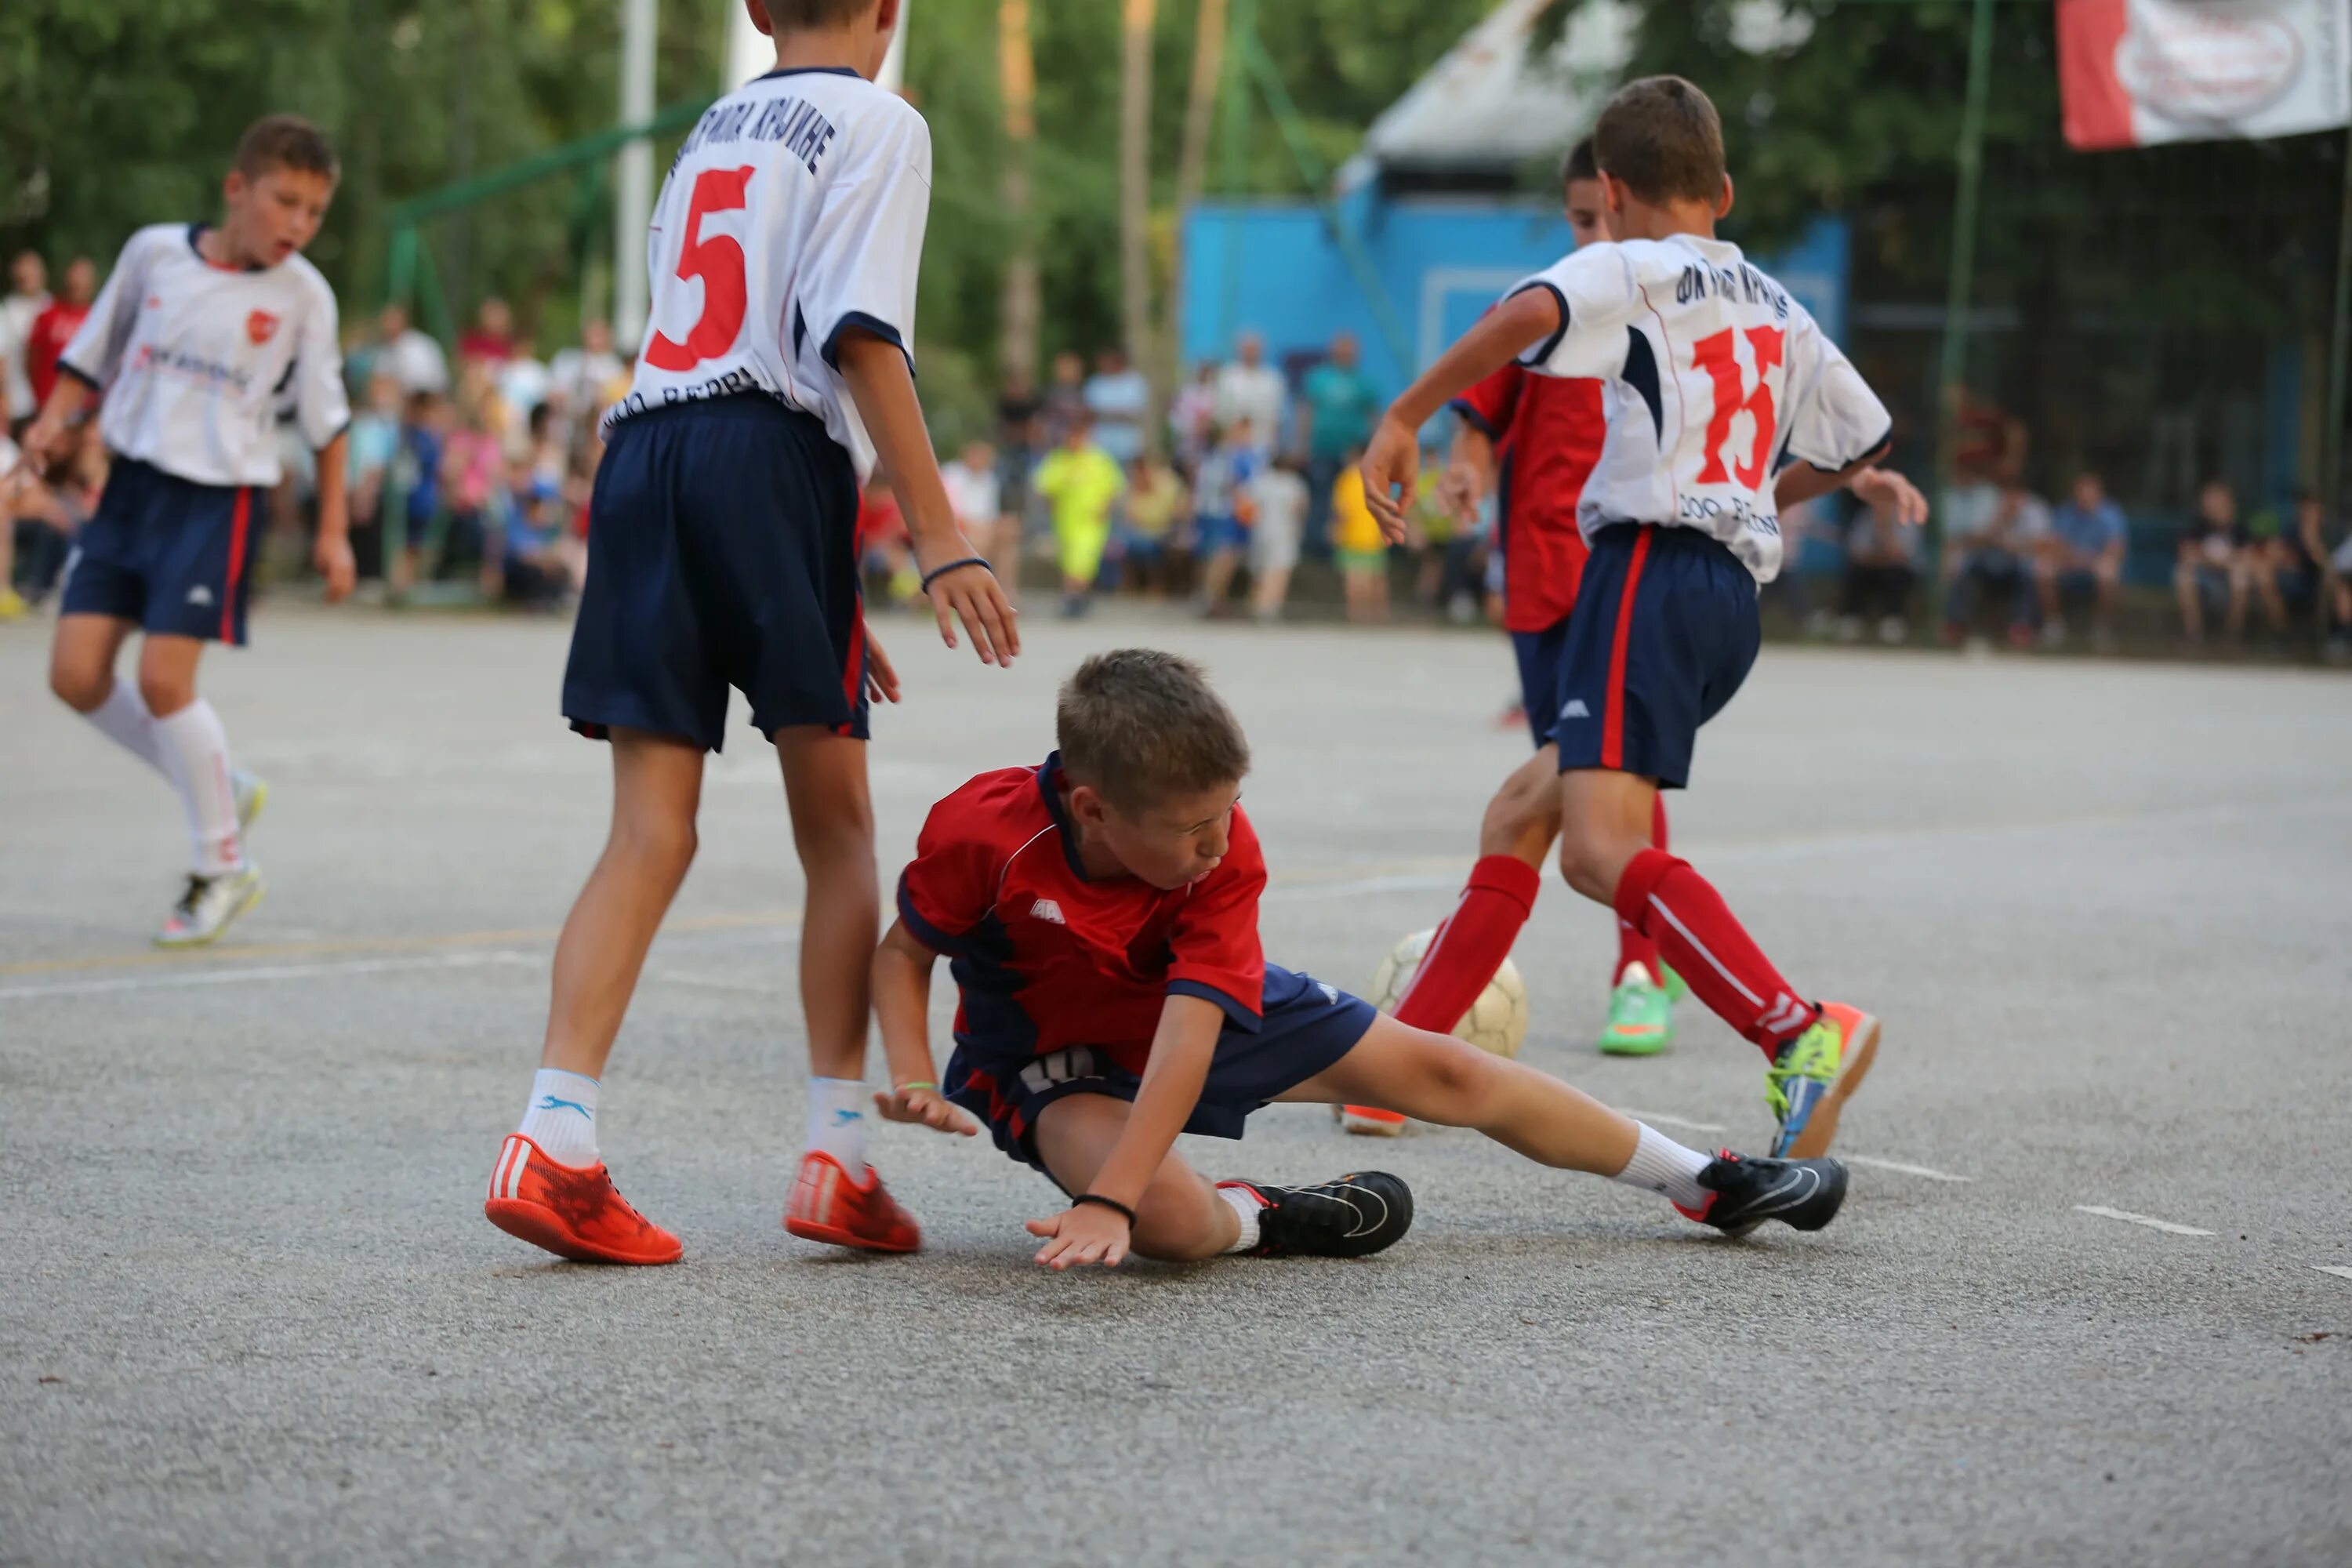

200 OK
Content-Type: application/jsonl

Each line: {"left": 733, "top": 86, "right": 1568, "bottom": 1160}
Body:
{"left": 2315, "top": 1266, "right": 2352, "bottom": 1283}
{"left": 1844, "top": 1154, "right": 1972, "bottom": 1183}
{"left": 1622, "top": 1110, "right": 1728, "bottom": 1134}
{"left": 0, "top": 949, "right": 537, "bottom": 1001}
{"left": 646, "top": 969, "right": 782, "bottom": 996}
{"left": 2074, "top": 1204, "right": 2214, "bottom": 1236}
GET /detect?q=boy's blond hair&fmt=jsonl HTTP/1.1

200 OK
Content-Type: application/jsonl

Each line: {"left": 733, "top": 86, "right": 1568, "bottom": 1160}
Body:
{"left": 233, "top": 114, "right": 338, "bottom": 182}
{"left": 1056, "top": 650, "right": 1250, "bottom": 811}
{"left": 1592, "top": 75, "right": 1725, "bottom": 206}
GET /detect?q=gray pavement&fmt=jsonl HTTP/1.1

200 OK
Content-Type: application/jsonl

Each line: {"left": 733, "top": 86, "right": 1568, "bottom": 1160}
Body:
{"left": 2, "top": 602, "right": 2349, "bottom": 1567}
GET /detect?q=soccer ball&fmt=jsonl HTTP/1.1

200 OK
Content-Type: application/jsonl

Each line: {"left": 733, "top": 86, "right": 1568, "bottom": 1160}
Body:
{"left": 1364, "top": 927, "right": 1529, "bottom": 1060}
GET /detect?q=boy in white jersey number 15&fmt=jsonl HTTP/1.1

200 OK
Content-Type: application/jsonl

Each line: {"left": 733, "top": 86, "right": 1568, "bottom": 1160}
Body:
{"left": 21, "top": 117, "right": 354, "bottom": 948}
{"left": 1363, "top": 76, "right": 1897, "bottom": 1161}
{"left": 484, "top": 0, "right": 1018, "bottom": 1267}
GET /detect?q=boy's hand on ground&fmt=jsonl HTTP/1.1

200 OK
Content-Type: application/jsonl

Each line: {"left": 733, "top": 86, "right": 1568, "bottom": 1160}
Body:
{"left": 864, "top": 629, "right": 902, "bottom": 705}
{"left": 1025, "top": 1203, "right": 1131, "bottom": 1269}
{"left": 920, "top": 554, "right": 1020, "bottom": 668}
{"left": 872, "top": 1084, "right": 977, "bottom": 1136}
{"left": 314, "top": 533, "right": 358, "bottom": 603}
{"left": 1359, "top": 416, "right": 1421, "bottom": 544}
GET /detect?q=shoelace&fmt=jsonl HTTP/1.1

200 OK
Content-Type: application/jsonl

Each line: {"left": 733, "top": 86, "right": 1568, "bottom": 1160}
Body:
{"left": 172, "top": 874, "right": 212, "bottom": 920}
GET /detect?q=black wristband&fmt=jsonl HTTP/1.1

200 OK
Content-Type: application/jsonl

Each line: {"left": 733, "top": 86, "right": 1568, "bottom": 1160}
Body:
{"left": 1072, "top": 1192, "right": 1138, "bottom": 1227}
{"left": 919, "top": 555, "right": 993, "bottom": 592}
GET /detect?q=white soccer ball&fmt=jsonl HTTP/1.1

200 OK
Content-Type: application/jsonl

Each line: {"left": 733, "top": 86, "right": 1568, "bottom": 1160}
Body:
{"left": 1365, "top": 927, "right": 1529, "bottom": 1060}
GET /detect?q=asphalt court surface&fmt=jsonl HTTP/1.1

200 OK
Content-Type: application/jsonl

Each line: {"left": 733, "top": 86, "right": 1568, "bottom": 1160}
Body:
{"left": 3, "top": 604, "right": 2349, "bottom": 1566}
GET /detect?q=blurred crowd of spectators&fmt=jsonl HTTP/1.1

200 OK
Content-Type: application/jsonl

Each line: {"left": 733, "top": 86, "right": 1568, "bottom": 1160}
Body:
{"left": 6, "top": 245, "right": 2347, "bottom": 661}
{"left": 897, "top": 328, "right": 1488, "bottom": 626}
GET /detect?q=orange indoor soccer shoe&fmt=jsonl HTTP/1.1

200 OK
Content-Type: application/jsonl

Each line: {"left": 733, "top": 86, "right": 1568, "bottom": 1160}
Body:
{"left": 483, "top": 1134, "right": 683, "bottom": 1265}
{"left": 1338, "top": 1105, "right": 1408, "bottom": 1137}
{"left": 783, "top": 1151, "right": 922, "bottom": 1253}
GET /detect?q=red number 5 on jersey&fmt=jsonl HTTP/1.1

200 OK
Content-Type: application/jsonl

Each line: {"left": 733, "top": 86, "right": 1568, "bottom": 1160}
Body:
{"left": 1693, "top": 325, "right": 1786, "bottom": 488}
{"left": 643, "top": 165, "right": 756, "bottom": 373}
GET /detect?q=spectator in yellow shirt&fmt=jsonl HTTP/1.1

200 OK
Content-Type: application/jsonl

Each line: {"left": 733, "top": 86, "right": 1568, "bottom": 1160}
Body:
{"left": 1330, "top": 448, "right": 1390, "bottom": 624}
{"left": 1033, "top": 412, "right": 1127, "bottom": 618}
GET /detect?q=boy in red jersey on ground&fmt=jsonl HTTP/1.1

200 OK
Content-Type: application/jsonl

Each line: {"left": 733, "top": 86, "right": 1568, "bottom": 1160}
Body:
{"left": 869, "top": 649, "right": 1848, "bottom": 1269}
{"left": 1363, "top": 77, "right": 1897, "bottom": 1163}
{"left": 482, "top": 0, "right": 1017, "bottom": 1267}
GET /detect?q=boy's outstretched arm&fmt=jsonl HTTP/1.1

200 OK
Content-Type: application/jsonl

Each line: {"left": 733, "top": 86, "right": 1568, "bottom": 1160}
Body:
{"left": 1359, "top": 288, "right": 1562, "bottom": 542}
{"left": 869, "top": 917, "right": 978, "bottom": 1137}
{"left": 1773, "top": 442, "right": 1895, "bottom": 514}
{"left": 837, "top": 329, "right": 1021, "bottom": 667}
{"left": 1026, "top": 993, "right": 1223, "bottom": 1269}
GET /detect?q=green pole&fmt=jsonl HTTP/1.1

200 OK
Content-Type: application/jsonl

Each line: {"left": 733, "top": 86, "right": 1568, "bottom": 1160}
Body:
{"left": 2327, "top": 122, "right": 2352, "bottom": 517}
{"left": 1933, "top": 0, "right": 1997, "bottom": 590}
{"left": 1216, "top": 0, "right": 1256, "bottom": 354}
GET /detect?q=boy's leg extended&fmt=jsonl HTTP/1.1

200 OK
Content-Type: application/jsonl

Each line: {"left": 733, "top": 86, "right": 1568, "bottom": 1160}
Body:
{"left": 488, "top": 727, "right": 701, "bottom": 1265}
{"left": 1031, "top": 1093, "right": 1241, "bottom": 1262}
{"left": 542, "top": 727, "right": 706, "bottom": 1080}
{"left": 775, "top": 723, "right": 923, "bottom": 1252}
{"left": 1282, "top": 1015, "right": 1848, "bottom": 1234}
{"left": 1552, "top": 528, "right": 1877, "bottom": 1157}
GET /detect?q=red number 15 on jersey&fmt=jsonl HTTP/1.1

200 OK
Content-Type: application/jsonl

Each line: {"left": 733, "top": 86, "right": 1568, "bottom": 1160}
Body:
{"left": 643, "top": 166, "right": 755, "bottom": 374}
{"left": 1693, "top": 325, "right": 1785, "bottom": 489}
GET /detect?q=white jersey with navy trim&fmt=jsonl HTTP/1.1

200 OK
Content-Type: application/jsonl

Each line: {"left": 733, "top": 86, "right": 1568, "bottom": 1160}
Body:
{"left": 612, "top": 66, "right": 931, "bottom": 484}
{"left": 1508, "top": 234, "right": 1889, "bottom": 583}
{"left": 61, "top": 223, "right": 348, "bottom": 489}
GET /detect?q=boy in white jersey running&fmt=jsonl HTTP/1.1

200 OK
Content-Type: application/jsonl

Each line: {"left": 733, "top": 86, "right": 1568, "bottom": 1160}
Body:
{"left": 1363, "top": 76, "right": 1890, "bottom": 1160}
{"left": 483, "top": 0, "right": 1018, "bottom": 1268}
{"left": 21, "top": 116, "right": 354, "bottom": 948}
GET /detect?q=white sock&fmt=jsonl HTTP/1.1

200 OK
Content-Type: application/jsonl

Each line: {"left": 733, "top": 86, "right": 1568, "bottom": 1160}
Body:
{"left": 154, "top": 699, "right": 243, "bottom": 876}
{"left": 806, "top": 1076, "right": 869, "bottom": 1171}
{"left": 1216, "top": 1181, "right": 1266, "bottom": 1254}
{"left": 1613, "top": 1122, "right": 1713, "bottom": 1210}
{"left": 82, "top": 681, "right": 174, "bottom": 781}
{"left": 517, "top": 1069, "right": 600, "bottom": 1167}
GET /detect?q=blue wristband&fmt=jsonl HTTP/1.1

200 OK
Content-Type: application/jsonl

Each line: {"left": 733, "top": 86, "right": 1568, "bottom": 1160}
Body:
{"left": 920, "top": 556, "right": 993, "bottom": 593}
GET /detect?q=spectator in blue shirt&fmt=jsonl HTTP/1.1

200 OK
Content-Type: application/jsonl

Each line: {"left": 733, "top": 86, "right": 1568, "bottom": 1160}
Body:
{"left": 2037, "top": 469, "right": 2129, "bottom": 649}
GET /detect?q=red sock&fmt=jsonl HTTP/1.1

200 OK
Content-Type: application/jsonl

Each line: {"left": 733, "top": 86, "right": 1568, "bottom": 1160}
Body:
{"left": 1613, "top": 794, "right": 1671, "bottom": 983}
{"left": 1395, "top": 855, "right": 1542, "bottom": 1033}
{"left": 1613, "top": 847, "right": 1813, "bottom": 1057}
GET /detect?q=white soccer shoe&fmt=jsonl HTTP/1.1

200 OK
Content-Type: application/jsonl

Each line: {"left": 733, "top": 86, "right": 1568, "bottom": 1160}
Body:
{"left": 155, "top": 866, "right": 266, "bottom": 949}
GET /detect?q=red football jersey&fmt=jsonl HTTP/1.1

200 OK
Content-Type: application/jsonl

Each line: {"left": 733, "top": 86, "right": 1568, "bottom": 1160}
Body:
{"left": 896, "top": 757, "right": 1267, "bottom": 1076}
{"left": 26, "top": 299, "right": 91, "bottom": 408}
{"left": 1452, "top": 358, "right": 1605, "bottom": 633}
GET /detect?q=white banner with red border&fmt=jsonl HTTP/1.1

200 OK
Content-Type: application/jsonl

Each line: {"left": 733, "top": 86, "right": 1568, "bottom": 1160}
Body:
{"left": 2058, "top": 0, "right": 2352, "bottom": 150}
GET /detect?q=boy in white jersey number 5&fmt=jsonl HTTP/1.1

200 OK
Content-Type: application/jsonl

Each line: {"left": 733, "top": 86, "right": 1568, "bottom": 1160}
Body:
{"left": 485, "top": 0, "right": 1018, "bottom": 1267}
{"left": 22, "top": 116, "right": 354, "bottom": 948}
{"left": 1363, "top": 77, "right": 1894, "bottom": 1161}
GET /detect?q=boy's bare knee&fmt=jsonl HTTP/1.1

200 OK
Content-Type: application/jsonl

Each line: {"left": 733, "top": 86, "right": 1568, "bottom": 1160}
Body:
{"left": 613, "top": 811, "right": 698, "bottom": 874}
{"left": 1396, "top": 1033, "right": 1500, "bottom": 1126}
{"left": 1555, "top": 829, "right": 1619, "bottom": 903}
{"left": 49, "top": 664, "right": 107, "bottom": 713}
{"left": 135, "top": 671, "right": 193, "bottom": 718}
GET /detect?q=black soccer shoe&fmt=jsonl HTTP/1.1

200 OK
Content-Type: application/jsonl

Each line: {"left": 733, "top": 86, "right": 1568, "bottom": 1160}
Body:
{"left": 1682, "top": 1152, "right": 1847, "bottom": 1238}
{"left": 1227, "top": 1171, "right": 1414, "bottom": 1258}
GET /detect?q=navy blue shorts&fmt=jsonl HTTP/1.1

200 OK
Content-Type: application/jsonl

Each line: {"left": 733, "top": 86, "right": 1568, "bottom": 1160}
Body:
{"left": 563, "top": 396, "right": 864, "bottom": 753}
{"left": 1195, "top": 514, "right": 1244, "bottom": 554}
{"left": 1510, "top": 616, "right": 1573, "bottom": 748}
{"left": 59, "top": 457, "right": 263, "bottom": 645}
{"left": 1551, "top": 524, "right": 1760, "bottom": 790}
{"left": 944, "top": 965, "right": 1377, "bottom": 1178}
